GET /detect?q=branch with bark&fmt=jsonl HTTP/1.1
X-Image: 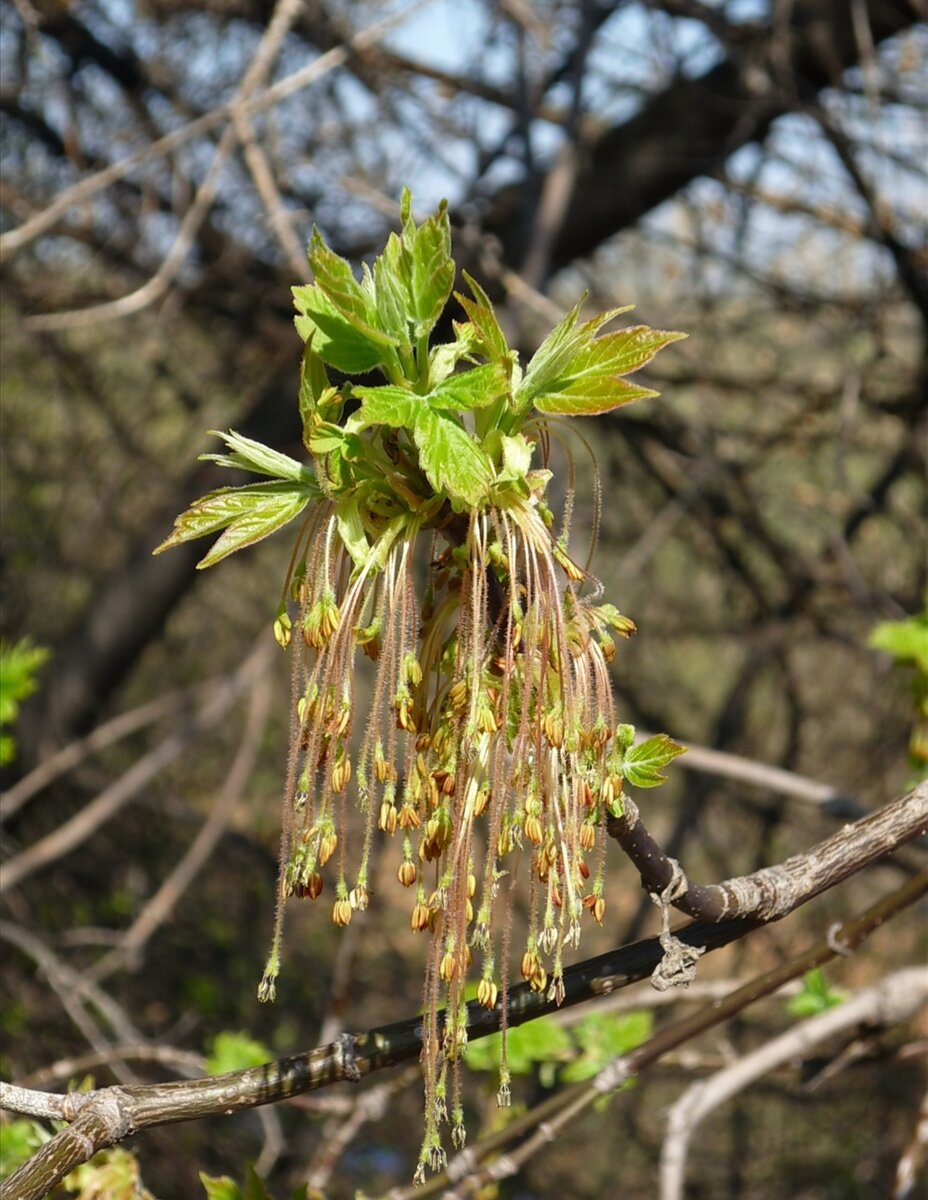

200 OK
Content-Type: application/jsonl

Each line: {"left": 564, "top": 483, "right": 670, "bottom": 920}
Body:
{"left": 3, "top": 786, "right": 924, "bottom": 1198}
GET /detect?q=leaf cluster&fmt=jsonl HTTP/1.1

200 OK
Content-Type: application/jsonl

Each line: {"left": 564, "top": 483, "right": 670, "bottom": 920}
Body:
{"left": 154, "top": 190, "right": 685, "bottom": 573}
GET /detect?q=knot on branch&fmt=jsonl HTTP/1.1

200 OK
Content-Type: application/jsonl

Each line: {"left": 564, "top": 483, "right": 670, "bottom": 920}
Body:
{"left": 336, "top": 1032, "right": 362, "bottom": 1083}
{"left": 650, "top": 860, "right": 705, "bottom": 992}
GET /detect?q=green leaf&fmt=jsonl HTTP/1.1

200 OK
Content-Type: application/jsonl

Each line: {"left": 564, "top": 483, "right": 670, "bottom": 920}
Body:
{"left": 787, "top": 968, "right": 847, "bottom": 1018}
{"left": 413, "top": 407, "right": 492, "bottom": 507}
{"left": 427, "top": 363, "right": 508, "bottom": 413}
{"left": 454, "top": 271, "right": 511, "bottom": 362}
{"left": 0, "top": 1120, "right": 51, "bottom": 1182}
{"left": 0, "top": 639, "right": 50, "bottom": 760}
{"left": 515, "top": 299, "right": 629, "bottom": 410}
{"left": 198, "top": 1166, "right": 274, "bottom": 1200}
{"left": 205, "top": 1030, "right": 273, "bottom": 1075}
{"left": 350, "top": 385, "right": 421, "bottom": 432}
{"left": 64, "top": 1148, "right": 153, "bottom": 1199}
{"left": 560, "top": 1010, "right": 653, "bottom": 1083}
{"left": 200, "top": 1174, "right": 243, "bottom": 1200}
{"left": 406, "top": 195, "right": 454, "bottom": 339}
{"left": 624, "top": 733, "right": 686, "bottom": 788}
{"left": 869, "top": 613, "right": 928, "bottom": 673}
{"left": 293, "top": 285, "right": 391, "bottom": 374}
{"left": 335, "top": 497, "right": 371, "bottom": 570}
{"left": 466, "top": 1015, "right": 574, "bottom": 1075}
{"left": 199, "top": 430, "right": 312, "bottom": 484}
{"left": 533, "top": 326, "right": 687, "bottom": 416}
{"left": 153, "top": 481, "right": 314, "bottom": 568}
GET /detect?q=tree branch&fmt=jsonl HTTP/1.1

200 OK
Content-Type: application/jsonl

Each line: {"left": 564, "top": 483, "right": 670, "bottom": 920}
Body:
{"left": 607, "top": 783, "right": 927, "bottom": 923}
{"left": 3, "top": 787, "right": 924, "bottom": 1200}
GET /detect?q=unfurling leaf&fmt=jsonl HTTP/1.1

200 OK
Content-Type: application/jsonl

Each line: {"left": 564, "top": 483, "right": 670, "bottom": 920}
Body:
{"left": 199, "top": 429, "right": 313, "bottom": 483}
{"left": 153, "top": 481, "right": 314, "bottom": 568}
{"left": 413, "top": 407, "right": 492, "bottom": 507}
{"left": 624, "top": 733, "right": 686, "bottom": 788}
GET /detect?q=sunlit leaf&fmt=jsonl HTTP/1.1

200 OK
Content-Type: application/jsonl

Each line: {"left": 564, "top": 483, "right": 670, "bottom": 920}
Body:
{"left": 153, "top": 482, "right": 314, "bottom": 568}
{"left": 413, "top": 407, "right": 492, "bottom": 507}
{"left": 293, "top": 285, "right": 391, "bottom": 374}
{"left": 427, "top": 362, "right": 508, "bottom": 413}
{"left": 199, "top": 429, "right": 313, "bottom": 484}
{"left": 351, "top": 385, "right": 420, "bottom": 431}
{"left": 454, "top": 271, "right": 510, "bottom": 362}
{"left": 205, "top": 1030, "right": 273, "bottom": 1075}
{"left": 624, "top": 733, "right": 686, "bottom": 788}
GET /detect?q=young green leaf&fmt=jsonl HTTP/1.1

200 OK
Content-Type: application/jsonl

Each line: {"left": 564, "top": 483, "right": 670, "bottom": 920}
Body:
{"left": 413, "top": 406, "right": 492, "bottom": 507}
{"left": 787, "top": 968, "right": 847, "bottom": 1018}
{"left": 200, "top": 430, "right": 313, "bottom": 484}
{"left": 624, "top": 733, "right": 686, "bottom": 788}
{"left": 293, "top": 285, "right": 392, "bottom": 374}
{"left": 153, "top": 481, "right": 315, "bottom": 568}
{"left": 350, "top": 385, "right": 421, "bottom": 432}
{"left": 532, "top": 326, "right": 687, "bottom": 416}
{"left": 427, "top": 362, "right": 508, "bottom": 413}
{"left": 454, "top": 271, "right": 511, "bottom": 363}
{"left": 559, "top": 1010, "right": 653, "bottom": 1083}
{"left": 464, "top": 1014, "right": 574, "bottom": 1075}
{"left": 515, "top": 300, "right": 632, "bottom": 411}
{"left": 406, "top": 197, "right": 454, "bottom": 339}
{"left": 205, "top": 1030, "right": 273, "bottom": 1075}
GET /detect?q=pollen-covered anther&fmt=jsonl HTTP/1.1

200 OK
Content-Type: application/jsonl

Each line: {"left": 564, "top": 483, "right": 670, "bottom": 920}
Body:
{"left": 448, "top": 679, "right": 468, "bottom": 713}
{"left": 318, "top": 831, "right": 338, "bottom": 866}
{"left": 349, "top": 885, "right": 370, "bottom": 911}
{"left": 473, "top": 784, "right": 490, "bottom": 817}
{"left": 524, "top": 814, "right": 544, "bottom": 845}
{"left": 439, "top": 951, "right": 457, "bottom": 982}
{"left": 296, "top": 871, "right": 323, "bottom": 900}
{"left": 477, "top": 978, "right": 498, "bottom": 1009}
{"left": 602, "top": 774, "right": 623, "bottom": 810}
{"left": 331, "top": 755, "right": 352, "bottom": 794}
{"left": 410, "top": 902, "right": 430, "bottom": 932}
{"left": 397, "top": 860, "right": 417, "bottom": 887}
{"left": 378, "top": 801, "right": 397, "bottom": 834}
{"left": 521, "top": 949, "right": 541, "bottom": 980}
{"left": 398, "top": 802, "right": 421, "bottom": 829}
{"left": 579, "top": 822, "right": 596, "bottom": 851}
{"left": 332, "top": 897, "right": 353, "bottom": 926}
{"left": 543, "top": 712, "right": 564, "bottom": 748}
{"left": 530, "top": 964, "right": 548, "bottom": 992}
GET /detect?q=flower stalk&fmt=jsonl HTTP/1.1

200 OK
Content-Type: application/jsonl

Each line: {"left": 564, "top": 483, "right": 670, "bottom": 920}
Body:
{"left": 154, "top": 189, "right": 687, "bottom": 1174}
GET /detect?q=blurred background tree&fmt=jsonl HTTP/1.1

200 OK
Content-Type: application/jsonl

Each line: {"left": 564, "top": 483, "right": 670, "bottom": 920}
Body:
{"left": 1, "top": 2, "right": 925, "bottom": 1196}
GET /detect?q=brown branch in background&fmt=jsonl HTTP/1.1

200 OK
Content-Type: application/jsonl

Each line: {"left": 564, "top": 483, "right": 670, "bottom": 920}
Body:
{"left": 0, "top": 641, "right": 268, "bottom": 895}
{"left": 87, "top": 659, "right": 273, "bottom": 983}
{"left": 379, "top": 872, "right": 928, "bottom": 1200}
{"left": 2, "top": 803, "right": 924, "bottom": 1200}
{"left": 894, "top": 1088, "right": 928, "bottom": 1200}
{"left": 0, "top": 679, "right": 219, "bottom": 823}
{"left": 659, "top": 967, "right": 928, "bottom": 1200}
{"left": 606, "top": 783, "right": 927, "bottom": 923}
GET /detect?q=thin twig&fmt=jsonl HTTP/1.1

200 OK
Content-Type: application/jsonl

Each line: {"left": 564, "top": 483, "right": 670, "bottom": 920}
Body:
{"left": 4, "top": 850, "right": 924, "bottom": 1200}
{"left": 0, "top": 642, "right": 267, "bottom": 896}
{"left": 88, "top": 655, "right": 273, "bottom": 982}
{"left": 381, "top": 874, "right": 928, "bottom": 1199}
{"left": 0, "top": 1, "right": 431, "bottom": 264}
{"left": 659, "top": 967, "right": 928, "bottom": 1200}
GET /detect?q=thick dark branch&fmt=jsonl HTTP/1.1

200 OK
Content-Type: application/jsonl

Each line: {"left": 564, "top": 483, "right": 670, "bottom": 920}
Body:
{"left": 484, "top": 0, "right": 922, "bottom": 273}
{"left": 607, "top": 784, "right": 928, "bottom": 921}
{"left": 6, "top": 869, "right": 924, "bottom": 1200}
{"left": 401, "top": 873, "right": 928, "bottom": 1200}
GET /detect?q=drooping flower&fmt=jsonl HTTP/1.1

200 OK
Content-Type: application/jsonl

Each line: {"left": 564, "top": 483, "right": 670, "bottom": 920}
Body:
{"left": 155, "top": 190, "right": 686, "bottom": 1175}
